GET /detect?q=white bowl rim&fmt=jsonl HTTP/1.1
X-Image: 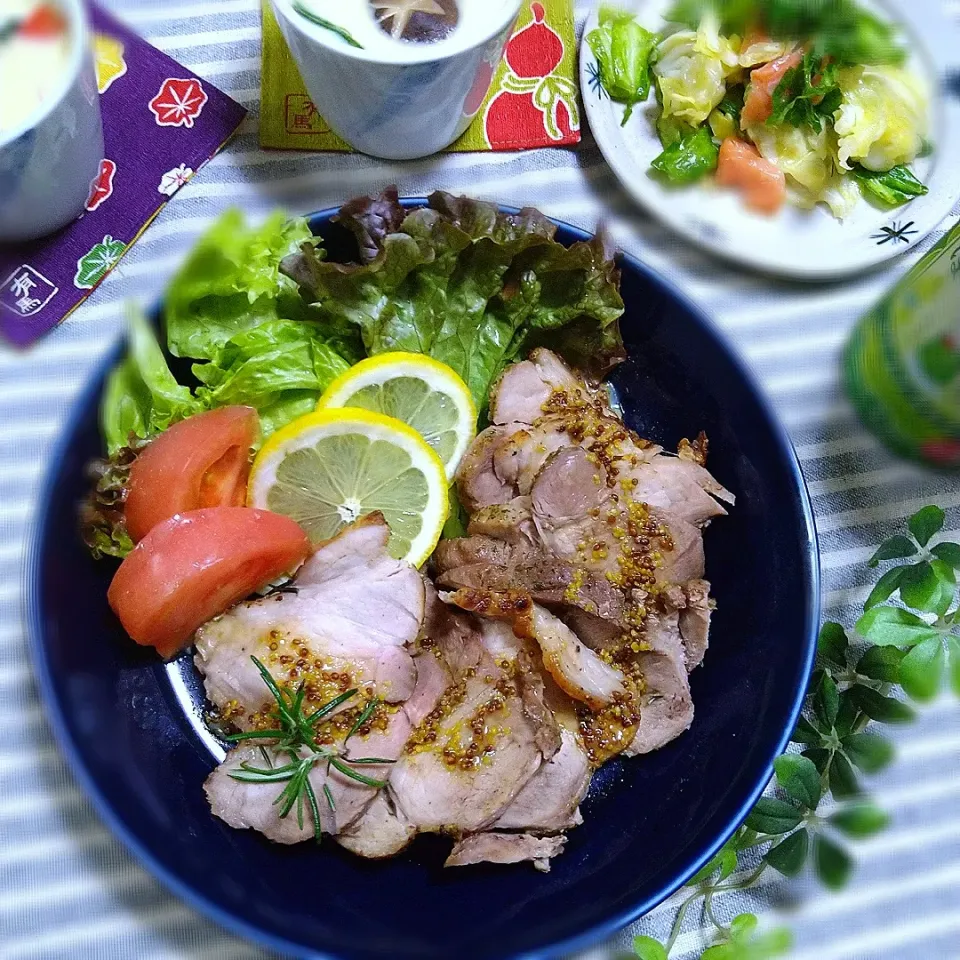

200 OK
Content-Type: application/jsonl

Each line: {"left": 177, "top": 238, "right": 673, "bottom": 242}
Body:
{"left": 0, "top": 0, "right": 90, "bottom": 151}
{"left": 270, "top": 0, "right": 525, "bottom": 66}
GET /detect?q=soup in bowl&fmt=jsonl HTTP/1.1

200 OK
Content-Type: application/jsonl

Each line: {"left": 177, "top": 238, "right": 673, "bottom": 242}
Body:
{"left": 0, "top": 2, "right": 72, "bottom": 138}
{"left": 270, "top": 0, "right": 523, "bottom": 159}
{"left": 294, "top": 0, "right": 518, "bottom": 53}
{"left": 0, "top": 0, "right": 103, "bottom": 243}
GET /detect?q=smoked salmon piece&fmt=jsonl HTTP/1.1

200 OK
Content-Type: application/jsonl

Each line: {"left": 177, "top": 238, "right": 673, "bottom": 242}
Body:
{"left": 740, "top": 24, "right": 770, "bottom": 51}
{"left": 740, "top": 50, "right": 803, "bottom": 125}
{"left": 716, "top": 138, "right": 786, "bottom": 214}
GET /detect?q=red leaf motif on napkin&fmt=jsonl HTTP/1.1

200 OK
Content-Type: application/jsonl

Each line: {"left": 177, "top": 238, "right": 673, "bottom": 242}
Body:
{"left": 85, "top": 158, "right": 117, "bottom": 212}
{"left": 149, "top": 78, "right": 208, "bottom": 128}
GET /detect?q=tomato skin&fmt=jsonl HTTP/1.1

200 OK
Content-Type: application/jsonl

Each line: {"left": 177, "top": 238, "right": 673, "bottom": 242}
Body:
{"left": 107, "top": 507, "right": 310, "bottom": 659}
{"left": 125, "top": 406, "right": 258, "bottom": 543}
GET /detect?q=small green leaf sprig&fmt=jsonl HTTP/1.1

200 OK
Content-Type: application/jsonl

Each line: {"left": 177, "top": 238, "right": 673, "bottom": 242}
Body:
{"left": 857, "top": 505, "right": 960, "bottom": 702}
{"left": 632, "top": 506, "right": 960, "bottom": 960}
{"left": 225, "top": 656, "right": 392, "bottom": 842}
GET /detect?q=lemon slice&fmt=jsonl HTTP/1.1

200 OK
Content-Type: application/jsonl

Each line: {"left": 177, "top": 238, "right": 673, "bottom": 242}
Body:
{"left": 248, "top": 408, "right": 448, "bottom": 567}
{"left": 317, "top": 352, "right": 477, "bottom": 481}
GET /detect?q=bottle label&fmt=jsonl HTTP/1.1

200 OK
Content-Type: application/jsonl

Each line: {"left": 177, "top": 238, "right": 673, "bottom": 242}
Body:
{"left": 845, "top": 221, "right": 960, "bottom": 467}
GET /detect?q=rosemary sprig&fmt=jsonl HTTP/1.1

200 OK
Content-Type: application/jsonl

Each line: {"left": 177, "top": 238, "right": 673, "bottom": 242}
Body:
{"left": 346, "top": 697, "right": 380, "bottom": 742}
{"left": 292, "top": 1, "right": 364, "bottom": 48}
{"left": 225, "top": 656, "right": 392, "bottom": 842}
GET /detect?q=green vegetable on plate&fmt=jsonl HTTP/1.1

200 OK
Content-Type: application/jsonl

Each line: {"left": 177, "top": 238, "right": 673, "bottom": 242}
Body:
{"left": 101, "top": 209, "right": 368, "bottom": 456}
{"left": 607, "top": 0, "right": 929, "bottom": 221}
{"left": 715, "top": 85, "right": 744, "bottom": 122}
{"left": 650, "top": 126, "right": 720, "bottom": 184}
{"left": 164, "top": 209, "right": 328, "bottom": 362}
{"left": 665, "top": 0, "right": 906, "bottom": 66}
{"left": 768, "top": 50, "right": 842, "bottom": 132}
{"left": 655, "top": 83, "right": 693, "bottom": 147}
{"left": 191, "top": 319, "right": 352, "bottom": 439}
{"left": 101, "top": 305, "right": 202, "bottom": 455}
{"left": 709, "top": 84, "right": 744, "bottom": 141}
{"left": 586, "top": 5, "right": 659, "bottom": 125}
{"left": 852, "top": 162, "right": 930, "bottom": 207}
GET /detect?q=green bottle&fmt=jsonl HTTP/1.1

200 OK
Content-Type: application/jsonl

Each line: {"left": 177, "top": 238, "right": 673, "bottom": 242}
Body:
{"left": 845, "top": 220, "right": 960, "bottom": 468}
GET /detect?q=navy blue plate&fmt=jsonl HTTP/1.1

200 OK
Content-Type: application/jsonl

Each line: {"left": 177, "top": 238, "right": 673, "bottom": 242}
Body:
{"left": 28, "top": 203, "right": 819, "bottom": 960}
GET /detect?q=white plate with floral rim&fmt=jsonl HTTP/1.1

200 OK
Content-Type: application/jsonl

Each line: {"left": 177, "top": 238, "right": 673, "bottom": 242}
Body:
{"left": 580, "top": 0, "right": 960, "bottom": 280}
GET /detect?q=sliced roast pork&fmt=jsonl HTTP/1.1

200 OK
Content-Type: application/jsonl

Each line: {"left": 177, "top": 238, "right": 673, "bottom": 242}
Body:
{"left": 489, "top": 347, "right": 588, "bottom": 426}
{"left": 195, "top": 513, "right": 424, "bottom": 727}
{"left": 467, "top": 497, "right": 538, "bottom": 546}
{"left": 205, "top": 745, "right": 329, "bottom": 844}
{"left": 441, "top": 349, "right": 732, "bottom": 779}
{"left": 445, "top": 832, "right": 567, "bottom": 872}
{"left": 205, "top": 704, "right": 410, "bottom": 841}
{"left": 623, "top": 609, "right": 695, "bottom": 756}
{"left": 657, "top": 510, "right": 707, "bottom": 584}
{"left": 619, "top": 455, "right": 733, "bottom": 527}
{"left": 388, "top": 667, "right": 543, "bottom": 834}
{"left": 455, "top": 423, "right": 522, "bottom": 513}
{"left": 389, "top": 602, "right": 544, "bottom": 835}
{"left": 462, "top": 349, "right": 733, "bottom": 534}
{"left": 529, "top": 446, "right": 618, "bottom": 562}
{"left": 199, "top": 346, "right": 731, "bottom": 868}
{"left": 201, "top": 514, "right": 427, "bottom": 844}
{"left": 435, "top": 555, "right": 627, "bottom": 631}
{"left": 662, "top": 579, "right": 713, "bottom": 671}
{"left": 337, "top": 790, "right": 417, "bottom": 859}
{"left": 493, "top": 727, "right": 591, "bottom": 832}
{"left": 446, "top": 589, "right": 626, "bottom": 710}
{"left": 432, "top": 534, "right": 525, "bottom": 572}
{"left": 492, "top": 423, "right": 577, "bottom": 495}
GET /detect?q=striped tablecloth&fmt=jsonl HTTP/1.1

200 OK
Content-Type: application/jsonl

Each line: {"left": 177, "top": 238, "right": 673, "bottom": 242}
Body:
{"left": 3, "top": 2, "right": 960, "bottom": 957}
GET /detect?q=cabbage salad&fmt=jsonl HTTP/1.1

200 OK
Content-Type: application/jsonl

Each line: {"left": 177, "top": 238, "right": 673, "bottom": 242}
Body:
{"left": 587, "top": 0, "right": 931, "bottom": 218}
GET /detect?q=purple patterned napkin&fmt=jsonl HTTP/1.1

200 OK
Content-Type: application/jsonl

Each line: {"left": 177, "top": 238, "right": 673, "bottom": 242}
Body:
{"left": 0, "top": 5, "right": 246, "bottom": 348}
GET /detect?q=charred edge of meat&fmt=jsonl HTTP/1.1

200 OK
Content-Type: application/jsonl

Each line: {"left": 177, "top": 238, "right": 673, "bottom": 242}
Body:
{"left": 678, "top": 431, "right": 709, "bottom": 466}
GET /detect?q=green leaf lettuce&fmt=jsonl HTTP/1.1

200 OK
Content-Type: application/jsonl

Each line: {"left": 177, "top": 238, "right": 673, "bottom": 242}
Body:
{"left": 282, "top": 191, "right": 626, "bottom": 414}
{"left": 164, "top": 210, "right": 324, "bottom": 361}
{"left": 191, "top": 319, "right": 352, "bottom": 437}
{"left": 101, "top": 305, "right": 202, "bottom": 454}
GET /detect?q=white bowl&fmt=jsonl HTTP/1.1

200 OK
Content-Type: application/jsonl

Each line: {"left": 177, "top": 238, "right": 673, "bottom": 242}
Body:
{"left": 270, "top": 0, "right": 523, "bottom": 160}
{"left": 0, "top": 0, "right": 104, "bottom": 244}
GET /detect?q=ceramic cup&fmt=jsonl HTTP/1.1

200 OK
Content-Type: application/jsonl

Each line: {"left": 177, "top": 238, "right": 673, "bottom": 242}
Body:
{"left": 270, "top": 0, "right": 523, "bottom": 160}
{"left": 0, "top": 0, "right": 104, "bottom": 244}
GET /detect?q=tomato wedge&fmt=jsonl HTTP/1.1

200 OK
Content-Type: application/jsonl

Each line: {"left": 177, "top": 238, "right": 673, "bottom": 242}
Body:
{"left": 125, "top": 406, "right": 258, "bottom": 543}
{"left": 108, "top": 507, "right": 310, "bottom": 659}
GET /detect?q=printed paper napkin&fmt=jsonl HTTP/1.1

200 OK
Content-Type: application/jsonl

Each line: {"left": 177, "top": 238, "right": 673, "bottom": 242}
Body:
{"left": 260, "top": 0, "right": 580, "bottom": 152}
{"left": 0, "top": 5, "right": 247, "bottom": 348}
